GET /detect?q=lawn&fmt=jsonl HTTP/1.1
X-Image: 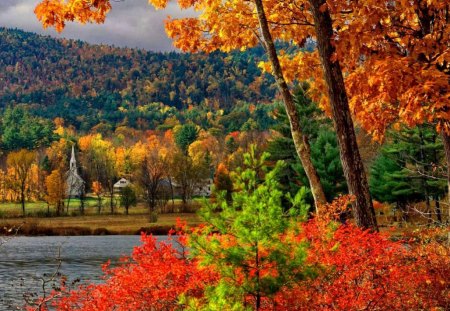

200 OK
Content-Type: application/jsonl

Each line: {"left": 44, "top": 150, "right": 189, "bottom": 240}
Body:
{"left": 0, "top": 196, "right": 201, "bottom": 217}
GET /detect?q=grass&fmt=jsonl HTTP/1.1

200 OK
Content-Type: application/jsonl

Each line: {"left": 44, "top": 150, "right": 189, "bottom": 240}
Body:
{"left": 0, "top": 196, "right": 203, "bottom": 235}
{"left": 0, "top": 196, "right": 201, "bottom": 217}
{"left": 1, "top": 197, "right": 447, "bottom": 236}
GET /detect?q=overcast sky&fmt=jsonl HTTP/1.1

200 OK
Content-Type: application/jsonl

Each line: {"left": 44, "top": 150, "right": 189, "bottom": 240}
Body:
{"left": 0, "top": 0, "right": 194, "bottom": 52}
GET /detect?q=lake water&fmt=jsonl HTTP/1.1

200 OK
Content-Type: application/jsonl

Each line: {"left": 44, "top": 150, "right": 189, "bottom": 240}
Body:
{"left": 0, "top": 235, "right": 166, "bottom": 310}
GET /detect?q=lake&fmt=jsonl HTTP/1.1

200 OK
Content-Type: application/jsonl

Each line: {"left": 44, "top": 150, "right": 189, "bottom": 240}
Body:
{"left": 0, "top": 235, "right": 166, "bottom": 310}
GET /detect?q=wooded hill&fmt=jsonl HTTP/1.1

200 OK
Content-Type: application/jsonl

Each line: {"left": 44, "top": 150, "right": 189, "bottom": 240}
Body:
{"left": 0, "top": 28, "right": 276, "bottom": 131}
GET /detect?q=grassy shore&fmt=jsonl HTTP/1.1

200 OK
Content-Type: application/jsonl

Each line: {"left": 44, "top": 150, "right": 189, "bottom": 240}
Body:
{"left": 0, "top": 213, "right": 201, "bottom": 236}
{"left": 0, "top": 198, "right": 203, "bottom": 236}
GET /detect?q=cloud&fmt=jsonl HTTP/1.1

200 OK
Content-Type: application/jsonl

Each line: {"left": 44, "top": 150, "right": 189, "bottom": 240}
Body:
{"left": 0, "top": 0, "right": 195, "bottom": 51}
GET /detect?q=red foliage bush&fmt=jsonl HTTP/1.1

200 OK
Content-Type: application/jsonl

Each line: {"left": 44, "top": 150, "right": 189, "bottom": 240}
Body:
{"left": 276, "top": 221, "right": 449, "bottom": 310}
{"left": 29, "top": 214, "right": 449, "bottom": 310}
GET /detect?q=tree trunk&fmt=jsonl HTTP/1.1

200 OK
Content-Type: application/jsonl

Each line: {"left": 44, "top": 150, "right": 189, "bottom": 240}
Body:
{"left": 21, "top": 182, "right": 25, "bottom": 216}
{"left": 110, "top": 188, "right": 114, "bottom": 215}
{"left": 168, "top": 176, "right": 175, "bottom": 212}
{"left": 254, "top": 0, "right": 327, "bottom": 212}
{"left": 435, "top": 196, "right": 442, "bottom": 224}
{"left": 308, "top": 0, "right": 378, "bottom": 230}
{"left": 441, "top": 130, "right": 450, "bottom": 222}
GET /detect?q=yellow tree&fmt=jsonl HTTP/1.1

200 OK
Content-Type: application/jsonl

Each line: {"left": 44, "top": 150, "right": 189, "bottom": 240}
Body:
{"left": 79, "top": 134, "right": 117, "bottom": 214}
{"left": 7, "top": 149, "right": 36, "bottom": 215}
{"left": 45, "top": 169, "right": 66, "bottom": 216}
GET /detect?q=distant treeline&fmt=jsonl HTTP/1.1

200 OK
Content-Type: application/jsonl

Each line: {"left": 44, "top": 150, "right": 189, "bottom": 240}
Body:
{"left": 0, "top": 27, "right": 276, "bottom": 131}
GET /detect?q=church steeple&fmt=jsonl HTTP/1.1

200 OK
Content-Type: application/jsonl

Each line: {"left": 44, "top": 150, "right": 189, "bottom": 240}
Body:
{"left": 70, "top": 145, "right": 77, "bottom": 171}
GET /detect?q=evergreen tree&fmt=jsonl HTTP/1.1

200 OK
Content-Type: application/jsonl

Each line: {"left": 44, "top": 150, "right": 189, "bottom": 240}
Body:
{"left": 175, "top": 123, "right": 199, "bottom": 154}
{"left": 187, "top": 149, "right": 313, "bottom": 310}
{"left": 267, "top": 87, "right": 346, "bottom": 203}
{"left": 1, "top": 106, "right": 56, "bottom": 151}
{"left": 369, "top": 125, "right": 447, "bottom": 222}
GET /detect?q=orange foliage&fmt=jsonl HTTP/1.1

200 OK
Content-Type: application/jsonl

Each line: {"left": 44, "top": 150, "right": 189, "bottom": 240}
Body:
{"left": 45, "top": 169, "right": 66, "bottom": 212}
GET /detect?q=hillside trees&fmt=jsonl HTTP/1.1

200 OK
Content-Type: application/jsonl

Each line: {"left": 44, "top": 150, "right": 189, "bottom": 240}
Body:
{"left": 34, "top": 0, "right": 328, "bottom": 217}
{"left": 0, "top": 28, "right": 275, "bottom": 125}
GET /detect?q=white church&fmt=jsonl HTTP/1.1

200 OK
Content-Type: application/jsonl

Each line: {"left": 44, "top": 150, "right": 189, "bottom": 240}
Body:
{"left": 66, "top": 145, "right": 85, "bottom": 198}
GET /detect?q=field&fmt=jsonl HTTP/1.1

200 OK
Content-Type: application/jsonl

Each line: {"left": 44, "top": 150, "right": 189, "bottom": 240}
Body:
{"left": 0, "top": 197, "right": 203, "bottom": 235}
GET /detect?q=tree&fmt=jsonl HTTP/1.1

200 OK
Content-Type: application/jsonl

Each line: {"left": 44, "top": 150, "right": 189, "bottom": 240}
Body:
{"left": 187, "top": 151, "right": 312, "bottom": 310}
{"left": 333, "top": 1, "right": 449, "bottom": 215}
{"left": 1, "top": 106, "right": 56, "bottom": 151}
{"left": 92, "top": 181, "right": 103, "bottom": 214}
{"left": 7, "top": 149, "right": 36, "bottom": 215}
{"left": 174, "top": 124, "right": 198, "bottom": 154}
{"left": 370, "top": 125, "right": 447, "bottom": 223}
{"left": 305, "top": 0, "right": 377, "bottom": 229}
{"left": 213, "top": 163, "right": 233, "bottom": 202}
{"left": 79, "top": 134, "right": 117, "bottom": 214}
{"left": 137, "top": 151, "right": 168, "bottom": 222}
{"left": 170, "top": 151, "right": 209, "bottom": 206}
{"left": 45, "top": 169, "right": 66, "bottom": 216}
{"left": 120, "top": 186, "right": 137, "bottom": 215}
{"left": 268, "top": 89, "right": 346, "bottom": 203}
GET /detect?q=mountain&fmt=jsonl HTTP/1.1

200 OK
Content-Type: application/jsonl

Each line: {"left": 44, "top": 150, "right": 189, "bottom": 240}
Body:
{"left": 0, "top": 28, "right": 276, "bottom": 131}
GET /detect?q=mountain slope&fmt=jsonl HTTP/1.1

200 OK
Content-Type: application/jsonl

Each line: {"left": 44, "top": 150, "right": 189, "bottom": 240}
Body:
{"left": 0, "top": 28, "right": 275, "bottom": 130}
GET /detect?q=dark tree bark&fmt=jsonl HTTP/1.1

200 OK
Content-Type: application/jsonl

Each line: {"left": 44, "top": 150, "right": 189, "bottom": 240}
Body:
{"left": 434, "top": 196, "right": 442, "bottom": 224}
{"left": 308, "top": 0, "right": 378, "bottom": 230}
{"left": 441, "top": 131, "right": 450, "bottom": 222}
{"left": 20, "top": 183, "right": 26, "bottom": 216}
{"left": 254, "top": 0, "right": 327, "bottom": 212}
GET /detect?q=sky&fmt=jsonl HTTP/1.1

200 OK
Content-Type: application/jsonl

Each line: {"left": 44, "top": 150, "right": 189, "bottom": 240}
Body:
{"left": 0, "top": 0, "right": 195, "bottom": 52}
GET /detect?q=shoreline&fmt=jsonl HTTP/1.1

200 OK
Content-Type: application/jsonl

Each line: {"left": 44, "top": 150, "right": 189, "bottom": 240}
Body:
{"left": 0, "top": 223, "right": 175, "bottom": 236}
{"left": 0, "top": 213, "right": 201, "bottom": 237}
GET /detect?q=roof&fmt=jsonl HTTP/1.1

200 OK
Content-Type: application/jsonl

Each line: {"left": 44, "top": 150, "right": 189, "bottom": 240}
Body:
{"left": 114, "top": 178, "right": 131, "bottom": 188}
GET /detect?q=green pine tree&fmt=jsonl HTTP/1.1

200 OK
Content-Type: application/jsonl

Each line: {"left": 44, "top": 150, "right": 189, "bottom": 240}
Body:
{"left": 185, "top": 148, "right": 314, "bottom": 310}
{"left": 267, "top": 86, "right": 346, "bottom": 203}
{"left": 369, "top": 124, "right": 447, "bottom": 222}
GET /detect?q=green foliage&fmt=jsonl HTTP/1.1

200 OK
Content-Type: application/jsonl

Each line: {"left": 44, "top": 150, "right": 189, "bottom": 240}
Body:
{"left": 175, "top": 124, "right": 199, "bottom": 153}
{"left": 0, "top": 28, "right": 276, "bottom": 132}
{"left": 120, "top": 186, "right": 137, "bottom": 215}
{"left": 370, "top": 125, "right": 447, "bottom": 205}
{"left": 187, "top": 149, "right": 312, "bottom": 310}
{"left": 267, "top": 87, "right": 346, "bottom": 202}
{"left": 1, "top": 106, "right": 56, "bottom": 150}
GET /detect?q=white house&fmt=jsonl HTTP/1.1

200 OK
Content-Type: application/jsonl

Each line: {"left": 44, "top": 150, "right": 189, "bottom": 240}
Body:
{"left": 113, "top": 178, "right": 131, "bottom": 192}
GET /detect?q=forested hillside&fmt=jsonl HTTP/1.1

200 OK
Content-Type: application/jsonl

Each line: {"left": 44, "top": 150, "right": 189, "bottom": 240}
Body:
{"left": 0, "top": 28, "right": 276, "bottom": 131}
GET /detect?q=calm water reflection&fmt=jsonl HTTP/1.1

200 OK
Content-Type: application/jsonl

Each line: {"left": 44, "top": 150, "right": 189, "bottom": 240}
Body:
{"left": 0, "top": 235, "right": 167, "bottom": 310}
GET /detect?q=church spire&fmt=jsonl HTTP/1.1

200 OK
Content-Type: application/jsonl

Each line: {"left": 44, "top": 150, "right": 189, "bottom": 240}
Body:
{"left": 70, "top": 145, "right": 77, "bottom": 171}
